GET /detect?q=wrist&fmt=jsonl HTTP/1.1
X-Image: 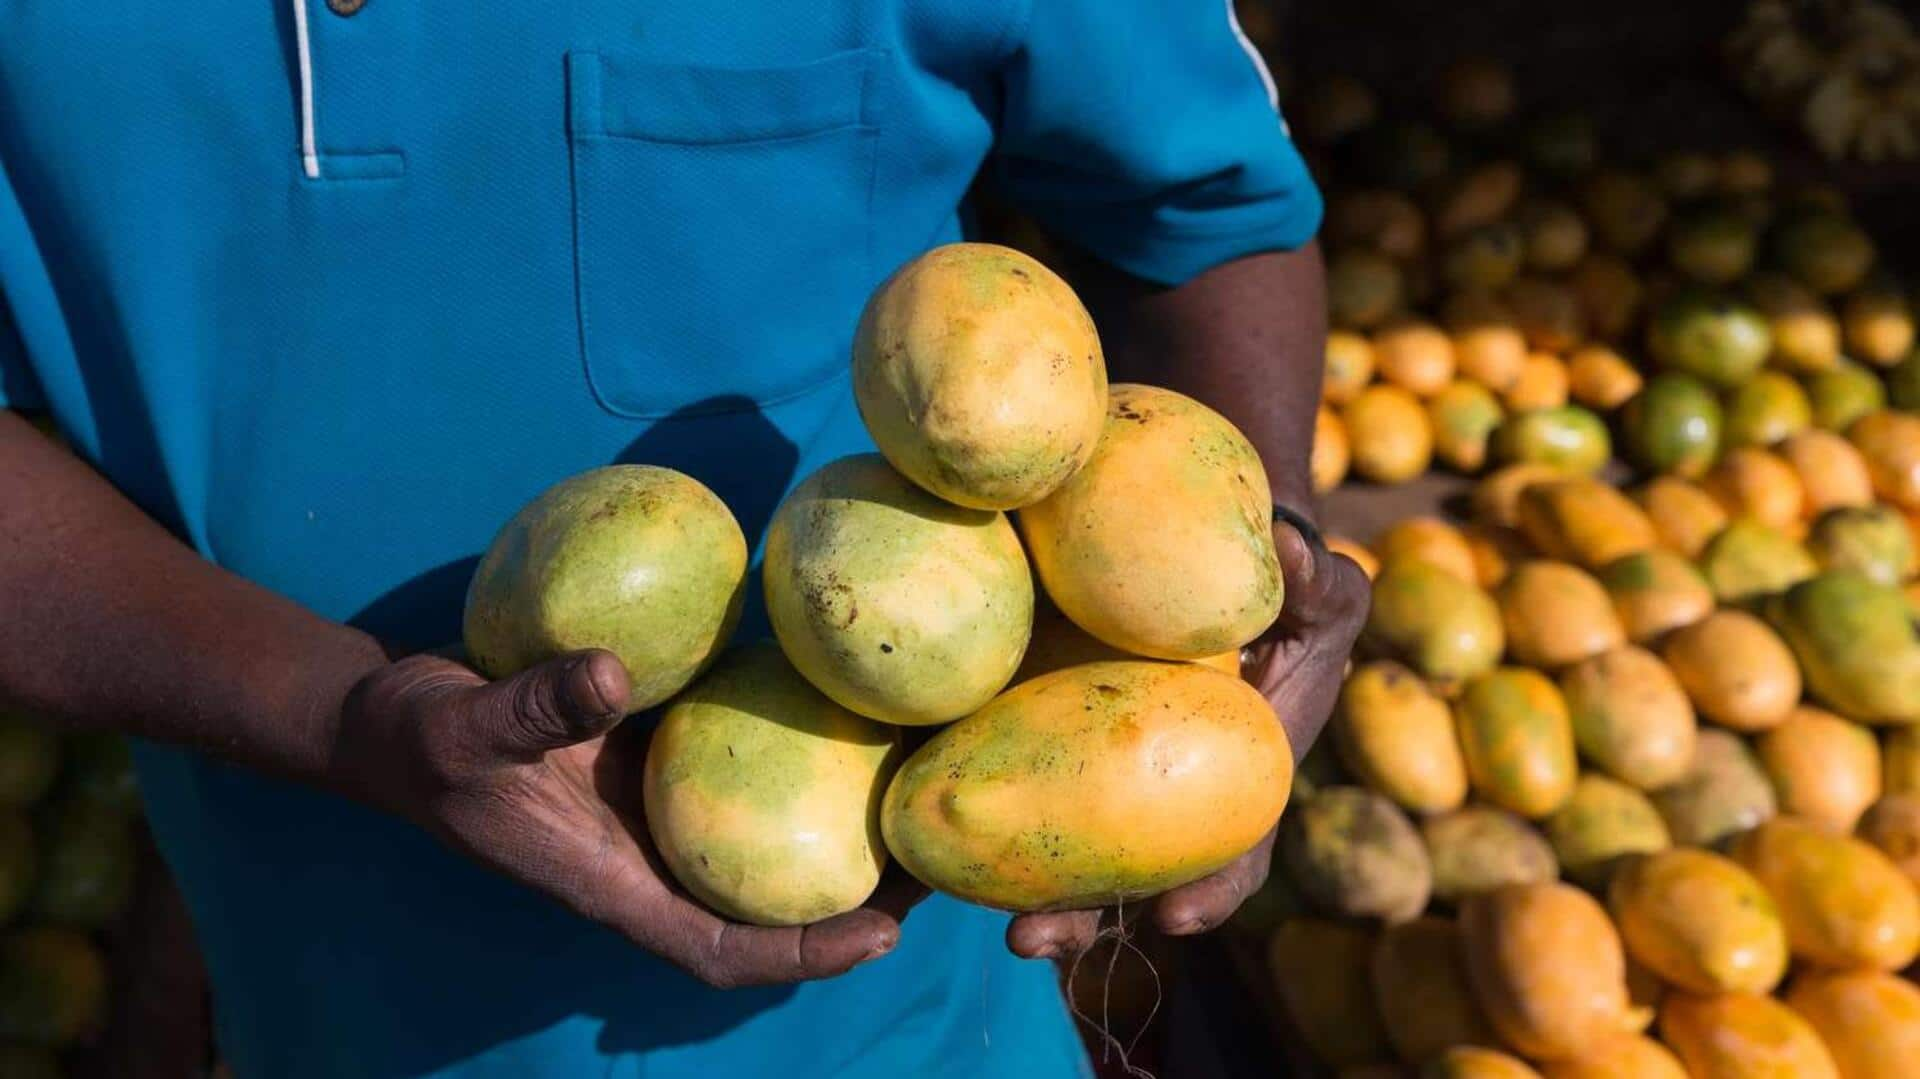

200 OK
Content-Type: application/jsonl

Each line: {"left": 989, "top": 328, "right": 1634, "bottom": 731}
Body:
{"left": 279, "top": 630, "right": 394, "bottom": 790}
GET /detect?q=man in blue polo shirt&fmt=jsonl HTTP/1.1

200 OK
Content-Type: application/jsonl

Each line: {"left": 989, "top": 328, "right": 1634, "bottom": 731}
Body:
{"left": 0, "top": 2, "right": 1366, "bottom": 1075}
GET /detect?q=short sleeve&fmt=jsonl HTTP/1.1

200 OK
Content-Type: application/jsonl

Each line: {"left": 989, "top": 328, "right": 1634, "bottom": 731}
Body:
{"left": 0, "top": 297, "right": 45, "bottom": 412}
{"left": 990, "top": 0, "right": 1322, "bottom": 285}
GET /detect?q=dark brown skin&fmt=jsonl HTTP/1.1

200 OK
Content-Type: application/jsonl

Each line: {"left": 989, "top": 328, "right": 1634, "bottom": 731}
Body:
{"left": 1006, "top": 241, "right": 1371, "bottom": 960}
{"left": 0, "top": 243, "right": 1364, "bottom": 985}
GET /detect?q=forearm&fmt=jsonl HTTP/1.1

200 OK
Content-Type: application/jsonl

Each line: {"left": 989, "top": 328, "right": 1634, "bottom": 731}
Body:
{"left": 1070, "top": 242, "right": 1329, "bottom": 514}
{"left": 0, "top": 411, "right": 388, "bottom": 782}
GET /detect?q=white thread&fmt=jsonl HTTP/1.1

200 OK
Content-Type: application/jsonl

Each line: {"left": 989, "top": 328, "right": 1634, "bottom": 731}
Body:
{"left": 291, "top": 0, "right": 320, "bottom": 178}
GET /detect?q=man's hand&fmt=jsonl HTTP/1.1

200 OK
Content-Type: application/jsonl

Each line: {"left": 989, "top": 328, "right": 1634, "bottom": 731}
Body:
{"left": 328, "top": 648, "right": 915, "bottom": 989}
{"left": 1005, "top": 519, "right": 1369, "bottom": 959}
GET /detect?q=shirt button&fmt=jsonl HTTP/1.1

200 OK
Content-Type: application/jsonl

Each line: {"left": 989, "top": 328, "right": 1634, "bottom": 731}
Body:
{"left": 326, "top": 0, "right": 367, "bottom": 15}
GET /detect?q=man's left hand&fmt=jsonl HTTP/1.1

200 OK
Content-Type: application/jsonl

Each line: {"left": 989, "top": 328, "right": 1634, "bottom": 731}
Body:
{"left": 1005, "top": 516, "right": 1370, "bottom": 958}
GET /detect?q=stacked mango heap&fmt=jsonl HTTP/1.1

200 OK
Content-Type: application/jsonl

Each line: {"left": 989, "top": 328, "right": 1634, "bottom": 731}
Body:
{"left": 1237, "top": 57, "right": 1920, "bottom": 1078}
{"left": 0, "top": 704, "right": 143, "bottom": 1074}
{"left": 463, "top": 244, "right": 1295, "bottom": 935}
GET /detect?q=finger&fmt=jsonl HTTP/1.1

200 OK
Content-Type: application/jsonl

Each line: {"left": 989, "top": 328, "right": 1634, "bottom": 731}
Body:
{"left": 471, "top": 650, "right": 632, "bottom": 758}
{"left": 698, "top": 907, "right": 903, "bottom": 989}
{"left": 865, "top": 865, "right": 932, "bottom": 924}
{"left": 1154, "top": 833, "right": 1274, "bottom": 935}
{"left": 1007, "top": 909, "right": 1104, "bottom": 960}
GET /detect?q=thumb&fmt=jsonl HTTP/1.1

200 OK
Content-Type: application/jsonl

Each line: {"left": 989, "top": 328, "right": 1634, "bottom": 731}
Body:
{"left": 472, "top": 650, "right": 632, "bottom": 758}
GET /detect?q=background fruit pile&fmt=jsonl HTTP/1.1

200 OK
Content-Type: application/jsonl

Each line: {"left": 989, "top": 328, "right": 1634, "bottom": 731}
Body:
{"left": 1228, "top": 53, "right": 1920, "bottom": 1078}
{"left": 0, "top": 707, "right": 142, "bottom": 1077}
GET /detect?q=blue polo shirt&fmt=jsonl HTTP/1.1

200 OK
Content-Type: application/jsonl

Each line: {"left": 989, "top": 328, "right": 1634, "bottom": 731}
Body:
{"left": 0, "top": 3, "right": 1318, "bottom": 1075}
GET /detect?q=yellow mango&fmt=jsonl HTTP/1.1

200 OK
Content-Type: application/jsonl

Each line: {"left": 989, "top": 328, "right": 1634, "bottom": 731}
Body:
{"left": 1779, "top": 428, "right": 1875, "bottom": 517}
{"left": 852, "top": 243, "right": 1106, "bottom": 509}
{"left": 882, "top": 662, "right": 1290, "bottom": 911}
{"left": 1842, "top": 285, "right": 1914, "bottom": 367}
{"left": 1463, "top": 524, "right": 1525, "bottom": 589}
{"left": 1756, "top": 707, "right": 1882, "bottom": 833}
{"left": 1371, "top": 917, "right": 1497, "bottom": 1062}
{"left": 644, "top": 644, "right": 901, "bottom": 926}
{"left": 1376, "top": 517, "right": 1480, "bottom": 584}
{"left": 1269, "top": 919, "right": 1393, "bottom": 1068}
{"left": 1347, "top": 384, "right": 1437, "bottom": 484}
{"left": 1806, "top": 505, "right": 1915, "bottom": 586}
{"left": 1538, "top": 1035, "right": 1686, "bottom": 1079}
{"left": 1474, "top": 463, "right": 1562, "bottom": 530}
{"left": 1634, "top": 476, "right": 1728, "bottom": 560}
{"left": 1565, "top": 344, "right": 1642, "bottom": 410}
{"left": 1363, "top": 562, "right": 1506, "bottom": 693}
{"left": 1662, "top": 610, "right": 1801, "bottom": 732}
{"left": 1330, "top": 533, "right": 1383, "bottom": 579}
{"left": 1460, "top": 882, "right": 1634, "bottom": 1061}
{"left": 1516, "top": 479, "right": 1658, "bottom": 569}
{"left": 1453, "top": 668, "right": 1578, "bottom": 819}
{"left": 1020, "top": 384, "right": 1279, "bottom": 660}
{"left": 1857, "top": 793, "right": 1920, "bottom": 889}
{"left": 1325, "top": 329, "right": 1379, "bottom": 405}
{"left": 1336, "top": 662, "right": 1470, "bottom": 815}
{"left": 1849, "top": 409, "right": 1920, "bottom": 511}
{"left": 1422, "top": 806, "right": 1559, "bottom": 903}
{"left": 1747, "top": 272, "right": 1840, "bottom": 373}
{"left": 766, "top": 455, "right": 1032, "bottom": 725}
{"left": 1608, "top": 848, "right": 1788, "bottom": 995}
{"left": 1785, "top": 970, "right": 1920, "bottom": 1079}
{"left": 1423, "top": 1047, "right": 1542, "bottom": 1079}
{"left": 1728, "top": 816, "right": 1920, "bottom": 971}
{"left": 1503, "top": 352, "right": 1572, "bottom": 412}
{"left": 1497, "top": 561, "right": 1625, "bottom": 670}
{"left": 1560, "top": 645, "right": 1698, "bottom": 790}
{"left": 1375, "top": 317, "right": 1459, "bottom": 397}
{"left": 1705, "top": 447, "right": 1806, "bottom": 532}
{"left": 1659, "top": 992, "right": 1840, "bottom": 1079}
{"left": 1315, "top": 404, "right": 1352, "bottom": 493}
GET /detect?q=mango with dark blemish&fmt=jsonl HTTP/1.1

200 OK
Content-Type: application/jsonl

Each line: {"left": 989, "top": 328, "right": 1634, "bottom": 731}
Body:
{"left": 881, "top": 661, "right": 1289, "bottom": 912}
{"left": 764, "top": 454, "right": 1032, "bottom": 726}
{"left": 1650, "top": 728, "right": 1777, "bottom": 847}
{"left": 1543, "top": 774, "right": 1669, "bottom": 889}
{"left": 1280, "top": 785, "right": 1432, "bottom": 923}
{"left": 852, "top": 243, "right": 1107, "bottom": 511}
{"left": 463, "top": 464, "right": 747, "bottom": 711}
{"left": 1019, "top": 384, "right": 1281, "bottom": 660}
{"left": 643, "top": 643, "right": 901, "bottom": 927}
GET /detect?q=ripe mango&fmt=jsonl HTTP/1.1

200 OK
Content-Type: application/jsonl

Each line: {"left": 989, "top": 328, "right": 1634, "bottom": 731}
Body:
{"left": 1559, "top": 646, "right": 1698, "bottom": 790}
{"left": 1784, "top": 970, "right": 1920, "bottom": 1079}
{"left": 1608, "top": 848, "right": 1788, "bottom": 995}
{"left": 1362, "top": 561, "right": 1505, "bottom": 692}
{"left": 1460, "top": 882, "right": 1634, "bottom": 1061}
{"left": 1763, "top": 570, "right": 1920, "bottom": 725}
{"left": 1729, "top": 816, "right": 1920, "bottom": 971}
{"left": 1453, "top": 668, "right": 1578, "bottom": 819}
{"left": 1658, "top": 992, "right": 1840, "bottom": 1079}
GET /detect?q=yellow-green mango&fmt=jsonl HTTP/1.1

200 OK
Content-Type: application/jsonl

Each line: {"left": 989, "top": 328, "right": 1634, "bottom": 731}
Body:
{"left": 463, "top": 465, "right": 748, "bottom": 711}
{"left": 1723, "top": 371, "right": 1812, "bottom": 448}
{"left": 1651, "top": 728, "right": 1778, "bottom": 847}
{"left": 1280, "top": 785, "right": 1432, "bottom": 923}
{"left": 1559, "top": 646, "right": 1698, "bottom": 790}
{"left": 1608, "top": 848, "right": 1788, "bottom": 995}
{"left": 1808, "top": 360, "right": 1886, "bottom": 432}
{"left": 1763, "top": 570, "right": 1920, "bottom": 725}
{"left": 882, "top": 661, "right": 1290, "bottom": 911}
{"left": 1019, "top": 385, "right": 1280, "bottom": 659}
{"left": 1805, "top": 504, "right": 1916, "bottom": 586}
{"left": 764, "top": 454, "right": 1032, "bottom": 725}
{"left": 1544, "top": 774, "right": 1670, "bottom": 889}
{"left": 1335, "top": 661, "right": 1470, "bottom": 815}
{"left": 1596, "top": 549, "right": 1714, "bottom": 645}
{"left": 643, "top": 644, "right": 901, "bottom": 926}
{"left": 1422, "top": 806, "right": 1559, "bottom": 904}
{"left": 1697, "top": 518, "right": 1817, "bottom": 603}
{"left": 1454, "top": 668, "right": 1578, "bottom": 819}
{"left": 852, "top": 244, "right": 1107, "bottom": 510}
{"left": 1492, "top": 406, "right": 1611, "bottom": 475}
{"left": 1363, "top": 562, "right": 1506, "bottom": 693}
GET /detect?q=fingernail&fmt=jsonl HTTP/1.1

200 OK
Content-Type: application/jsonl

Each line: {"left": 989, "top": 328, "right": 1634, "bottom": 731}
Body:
{"left": 1167, "top": 918, "right": 1204, "bottom": 935}
{"left": 866, "top": 938, "right": 896, "bottom": 960}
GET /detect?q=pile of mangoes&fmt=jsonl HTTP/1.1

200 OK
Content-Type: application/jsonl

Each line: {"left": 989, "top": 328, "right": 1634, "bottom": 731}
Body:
{"left": 1239, "top": 58, "right": 1920, "bottom": 1077}
{"left": 0, "top": 708, "right": 142, "bottom": 1075}
{"left": 467, "top": 243, "right": 1297, "bottom": 930}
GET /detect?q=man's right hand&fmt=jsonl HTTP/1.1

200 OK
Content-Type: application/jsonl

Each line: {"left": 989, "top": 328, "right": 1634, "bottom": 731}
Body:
{"left": 324, "top": 648, "right": 914, "bottom": 989}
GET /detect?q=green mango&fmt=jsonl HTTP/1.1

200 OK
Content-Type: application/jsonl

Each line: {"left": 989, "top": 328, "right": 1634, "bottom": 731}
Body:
{"left": 1806, "top": 505, "right": 1917, "bottom": 586}
{"left": 1698, "top": 518, "right": 1818, "bottom": 603}
{"left": 1622, "top": 373, "right": 1722, "bottom": 478}
{"left": 1764, "top": 571, "right": 1920, "bottom": 724}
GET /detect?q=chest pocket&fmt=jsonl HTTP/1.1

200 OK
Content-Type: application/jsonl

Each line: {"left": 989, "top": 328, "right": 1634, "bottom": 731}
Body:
{"left": 566, "top": 49, "right": 881, "bottom": 418}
